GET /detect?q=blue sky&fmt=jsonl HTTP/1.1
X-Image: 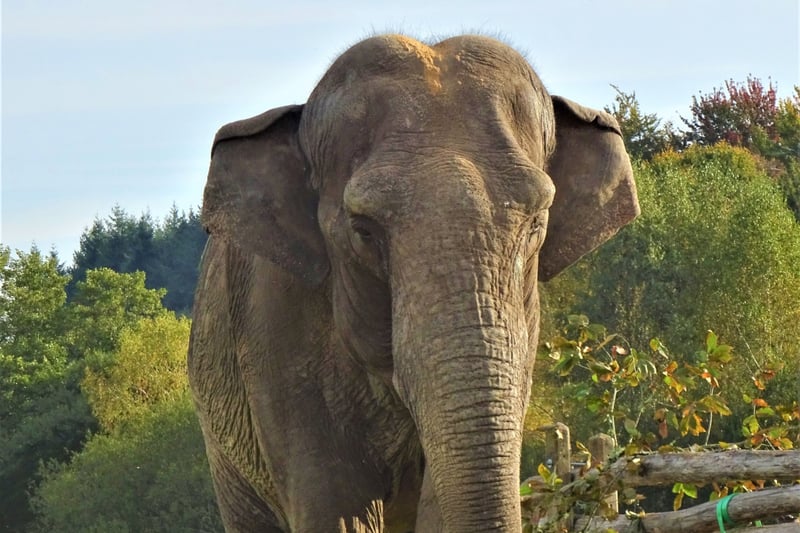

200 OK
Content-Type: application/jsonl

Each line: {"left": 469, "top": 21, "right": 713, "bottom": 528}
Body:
{"left": 3, "top": 1, "right": 798, "bottom": 264}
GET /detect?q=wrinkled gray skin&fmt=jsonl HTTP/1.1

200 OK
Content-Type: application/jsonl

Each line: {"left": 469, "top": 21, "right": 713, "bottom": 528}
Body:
{"left": 189, "top": 34, "right": 638, "bottom": 533}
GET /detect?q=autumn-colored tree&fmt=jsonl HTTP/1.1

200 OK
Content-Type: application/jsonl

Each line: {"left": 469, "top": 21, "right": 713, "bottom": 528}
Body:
{"left": 682, "top": 77, "right": 800, "bottom": 218}
{"left": 682, "top": 75, "right": 779, "bottom": 148}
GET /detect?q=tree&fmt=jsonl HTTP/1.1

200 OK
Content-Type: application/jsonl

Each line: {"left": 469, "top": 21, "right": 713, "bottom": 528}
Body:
{"left": 542, "top": 144, "right": 800, "bottom": 442}
{"left": 604, "top": 86, "right": 677, "bottom": 160}
{"left": 682, "top": 76, "right": 779, "bottom": 149}
{"left": 29, "top": 396, "right": 222, "bottom": 533}
{"left": 70, "top": 205, "right": 207, "bottom": 314}
{"left": 82, "top": 313, "right": 191, "bottom": 432}
{"left": 0, "top": 257, "right": 175, "bottom": 532}
{"left": 149, "top": 206, "right": 207, "bottom": 314}
{"left": 30, "top": 313, "right": 222, "bottom": 531}
{"left": 681, "top": 77, "right": 800, "bottom": 219}
{"left": 70, "top": 206, "right": 156, "bottom": 293}
{"left": 67, "top": 268, "right": 166, "bottom": 362}
{"left": 0, "top": 247, "right": 94, "bottom": 532}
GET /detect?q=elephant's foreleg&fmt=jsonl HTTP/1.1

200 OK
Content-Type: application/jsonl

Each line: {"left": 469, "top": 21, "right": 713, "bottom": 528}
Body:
{"left": 204, "top": 441, "right": 286, "bottom": 532}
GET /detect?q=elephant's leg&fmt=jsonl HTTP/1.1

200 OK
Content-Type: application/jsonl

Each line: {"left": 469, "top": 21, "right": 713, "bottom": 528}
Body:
{"left": 415, "top": 467, "right": 443, "bottom": 532}
{"left": 205, "top": 441, "right": 286, "bottom": 532}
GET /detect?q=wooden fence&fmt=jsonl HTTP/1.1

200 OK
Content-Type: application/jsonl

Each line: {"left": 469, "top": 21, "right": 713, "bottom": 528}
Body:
{"left": 522, "top": 423, "right": 800, "bottom": 533}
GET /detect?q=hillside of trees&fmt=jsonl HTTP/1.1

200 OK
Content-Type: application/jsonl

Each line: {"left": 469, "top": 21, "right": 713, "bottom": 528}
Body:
{"left": 2, "top": 77, "right": 799, "bottom": 531}
{"left": 68, "top": 206, "right": 207, "bottom": 315}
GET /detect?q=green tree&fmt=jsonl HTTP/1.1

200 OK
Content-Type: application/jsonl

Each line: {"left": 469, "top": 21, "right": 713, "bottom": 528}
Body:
{"left": 70, "top": 206, "right": 156, "bottom": 290}
{"left": 545, "top": 144, "right": 800, "bottom": 441}
{"left": 30, "top": 396, "right": 222, "bottom": 533}
{"left": 82, "top": 313, "right": 191, "bottom": 432}
{"left": 70, "top": 205, "right": 207, "bottom": 315}
{"left": 149, "top": 206, "right": 207, "bottom": 314}
{"left": 67, "top": 268, "right": 166, "bottom": 363}
{"left": 0, "top": 247, "right": 94, "bottom": 532}
{"left": 30, "top": 312, "right": 222, "bottom": 531}
{"left": 604, "top": 86, "right": 677, "bottom": 160}
{"left": 681, "top": 77, "right": 800, "bottom": 219}
{"left": 0, "top": 256, "right": 177, "bottom": 531}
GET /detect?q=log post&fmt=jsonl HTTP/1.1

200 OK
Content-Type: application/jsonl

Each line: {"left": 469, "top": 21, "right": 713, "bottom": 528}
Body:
{"left": 588, "top": 433, "right": 618, "bottom": 513}
{"left": 543, "top": 423, "right": 572, "bottom": 530}
{"left": 544, "top": 422, "right": 571, "bottom": 481}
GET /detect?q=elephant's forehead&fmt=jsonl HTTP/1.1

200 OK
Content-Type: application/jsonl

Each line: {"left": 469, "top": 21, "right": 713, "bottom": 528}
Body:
{"left": 312, "top": 34, "right": 535, "bottom": 101}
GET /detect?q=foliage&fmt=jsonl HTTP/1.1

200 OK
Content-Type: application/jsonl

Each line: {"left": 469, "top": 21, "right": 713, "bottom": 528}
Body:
{"left": 0, "top": 248, "right": 183, "bottom": 532}
{"left": 537, "top": 316, "right": 798, "bottom": 519}
{"left": 548, "top": 144, "right": 800, "bottom": 431}
{"left": 29, "top": 308, "right": 221, "bottom": 531}
{"left": 682, "top": 76, "right": 780, "bottom": 148}
{"left": 70, "top": 205, "right": 207, "bottom": 314}
{"left": 681, "top": 77, "right": 800, "bottom": 219}
{"left": 0, "top": 247, "right": 95, "bottom": 531}
{"left": 82, "top": 314, "right": 191, "bottom": 432}
{"left": 605, "top": 86, "right": 680, "bottom": 160}
{"left": 543, "top": 317, "right": 798, "bottom": 451}
{"left": 29, "top": 395, "right": 222, "bottom": 533}
{"left": 68, "top": 268, "right": 167, "bottom": 362}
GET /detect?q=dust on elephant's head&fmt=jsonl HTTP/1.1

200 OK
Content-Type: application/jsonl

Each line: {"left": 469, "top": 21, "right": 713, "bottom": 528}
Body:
{"left": 196, "top": 34, "right": 638, "bottom": 532}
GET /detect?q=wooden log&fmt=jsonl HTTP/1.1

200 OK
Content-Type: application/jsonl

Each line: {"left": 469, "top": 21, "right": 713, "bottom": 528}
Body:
{"left": 603, "top": 449, "right": 800, "bottom": 488}
{"left": 573, "top": 485, "right": 800, "bottom": 533}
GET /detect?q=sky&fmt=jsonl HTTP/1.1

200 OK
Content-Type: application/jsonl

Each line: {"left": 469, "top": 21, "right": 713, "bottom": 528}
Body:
{"left": 3, "top": 1, "right": 799, "bottom": 265}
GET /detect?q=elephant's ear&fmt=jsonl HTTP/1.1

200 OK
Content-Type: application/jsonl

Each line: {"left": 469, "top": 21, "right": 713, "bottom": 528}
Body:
{"left": 539, "top": 96, "right": 640, "bottom": 281}
{"left": 203, "top": 105, "right": 329, "bottom": 285}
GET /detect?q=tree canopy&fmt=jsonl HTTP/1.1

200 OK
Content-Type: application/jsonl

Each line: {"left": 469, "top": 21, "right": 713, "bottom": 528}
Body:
{"left": 0, "top": 250, "right": 207, "bottom": 531}
{"left": 69, "top": 205, "right": 207, "bottom": 315}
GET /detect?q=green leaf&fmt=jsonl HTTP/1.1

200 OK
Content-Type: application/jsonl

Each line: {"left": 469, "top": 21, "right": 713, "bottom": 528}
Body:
{"left": 567, "top": 314, "right": 590, "bottom": 328}
{"left": 682, "top": 483, "right": 698, "bottom": 499}
{"left": 709, "top": 344, "right": 733, "bottom": 364}
{"left": 756, "top": 407, "right": 776, "bottom": 417}
{"left": 699, "top": 395, "right": 732, "bottom": 416}
{"left": 623, "top": 418, "right": 640, "bottom": 437}
{"left": 742, "top": 414, "right": 760, "bottom": 436}
{"left": 705, "top": 330, "right": 718, "bottom": 353}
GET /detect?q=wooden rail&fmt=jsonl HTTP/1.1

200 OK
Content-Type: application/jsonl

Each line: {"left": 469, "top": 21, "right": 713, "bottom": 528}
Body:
{"left": 522, "top": 424, "right": 800, "bottom": 532}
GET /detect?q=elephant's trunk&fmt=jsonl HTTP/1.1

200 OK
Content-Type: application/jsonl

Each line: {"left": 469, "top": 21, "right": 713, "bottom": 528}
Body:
{"left": 392, "top": 245, "right": 536, "bottom": 533}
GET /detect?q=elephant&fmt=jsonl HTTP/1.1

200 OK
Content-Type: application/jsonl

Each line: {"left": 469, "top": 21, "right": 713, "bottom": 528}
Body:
{"left": 188, "top": 34, "right": 639, "bottom": 533}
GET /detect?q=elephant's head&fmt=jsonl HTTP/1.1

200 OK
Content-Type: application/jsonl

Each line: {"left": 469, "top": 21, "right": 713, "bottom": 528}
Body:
{"left": 203, "top": 35, "right": 638, "bottom": 532}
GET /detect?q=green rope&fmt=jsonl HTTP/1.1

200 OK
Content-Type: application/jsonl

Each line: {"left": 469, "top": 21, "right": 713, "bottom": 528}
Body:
{"left": 716, "top": 494, "right": 735, "bottom": 533}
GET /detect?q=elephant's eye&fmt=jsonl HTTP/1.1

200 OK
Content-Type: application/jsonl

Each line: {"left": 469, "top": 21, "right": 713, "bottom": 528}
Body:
{"left": 528, "top": 210, "right": 548, "bottom": 249}
{"left": 531, "top": 213, "right": 545, "bottom": 233}
{"left": 350, "top": 215, "right": 375, "bottom": 241}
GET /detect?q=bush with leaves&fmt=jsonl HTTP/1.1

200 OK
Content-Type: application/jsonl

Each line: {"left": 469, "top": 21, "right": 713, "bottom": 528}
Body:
{"left": 543, "top": 315, "right": 798, "bottom": 452}
{"left": 30, "top": 312, "right": 222, "bottom": 531}
{"left": 530, "top": 314, "right": 798, "bottom": 522}
{"left": 30, "top": 395, "right": 222, "bottom": 533}
{"left": 543, "top": 144, "right": 800, "bottom": 434}
{"left": 82, "top": 313, "right": 192, "bottom": 432}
